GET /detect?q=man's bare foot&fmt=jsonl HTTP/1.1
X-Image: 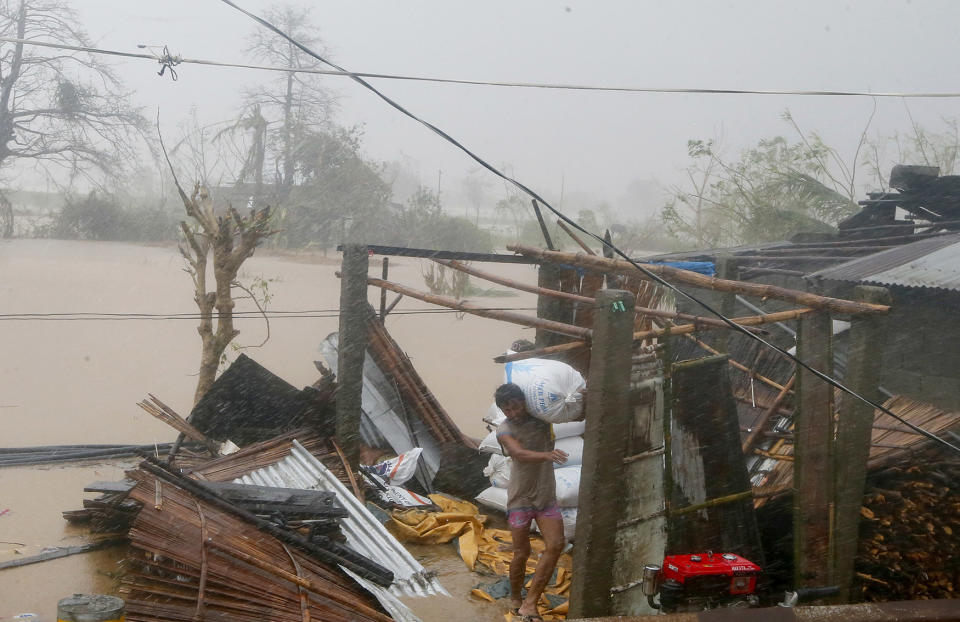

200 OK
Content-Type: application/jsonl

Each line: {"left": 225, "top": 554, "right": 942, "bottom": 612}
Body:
{"left": 517, "top": 603, "right": 541, "bottom": 620}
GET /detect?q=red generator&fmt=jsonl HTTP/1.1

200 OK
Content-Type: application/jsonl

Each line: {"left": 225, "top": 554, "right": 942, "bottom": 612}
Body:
{"left": 642, "top": 552, "right": 763, "bottom": 612}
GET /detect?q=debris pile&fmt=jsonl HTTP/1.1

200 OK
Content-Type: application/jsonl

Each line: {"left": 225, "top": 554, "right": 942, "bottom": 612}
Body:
{"left": 856, "top": 460, "right": 960, "bottom": 601}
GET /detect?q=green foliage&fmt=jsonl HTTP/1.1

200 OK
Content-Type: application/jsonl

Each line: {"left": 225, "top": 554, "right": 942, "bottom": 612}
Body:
{"left": 40, "top": 191, "right": 179, "bottom": 241}
{"left": 662, "top": 134, "right": 858, "bottom": 247}
{"left": 388, "top": 186, "right": 493, "bottom": 252}
{"left": 269, "top": 126, "right": 393, "bottom": 248}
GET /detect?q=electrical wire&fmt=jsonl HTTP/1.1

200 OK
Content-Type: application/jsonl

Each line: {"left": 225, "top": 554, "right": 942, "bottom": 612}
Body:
{"left": 4, "top": 33, "right": 960, "bottom": 98}
{"left": 220, "top": 0, "right": 960, "bottom": 454}
{"left": 0, "top": 307, "right": 538, "bottom": 321}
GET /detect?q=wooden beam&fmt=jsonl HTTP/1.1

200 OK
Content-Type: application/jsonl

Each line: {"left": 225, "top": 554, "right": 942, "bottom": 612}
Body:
{"left": 832, "top": 286, "right": 892, "bottom": 601}
{"left": 336, "top": 244, "right": 369, "bottom": 467}
{"left": 570, "top": 290, "right": 635, "bottom": 618}
{"left": 508, "top": 244, "right": 890, "bottom": 315}
{"left": 794, "top": 312, "right": 834, "bottom": 588}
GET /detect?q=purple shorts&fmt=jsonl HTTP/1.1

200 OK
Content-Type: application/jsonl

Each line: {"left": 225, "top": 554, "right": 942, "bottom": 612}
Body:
{"left": 507, "top": 503, "right": 562, "bottom": 529}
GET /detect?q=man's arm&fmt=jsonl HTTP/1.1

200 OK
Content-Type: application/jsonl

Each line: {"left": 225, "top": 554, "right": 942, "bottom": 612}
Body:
{"left": 498, "top": 433, "right": 568, "bottom": 465}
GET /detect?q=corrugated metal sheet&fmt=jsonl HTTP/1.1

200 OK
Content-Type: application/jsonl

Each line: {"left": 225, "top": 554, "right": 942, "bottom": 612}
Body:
{"left": 809, "top": 233, "right": 960, "bottom": 291}
{"left": 235, "top": 439, "right": 448, "bottom": 607}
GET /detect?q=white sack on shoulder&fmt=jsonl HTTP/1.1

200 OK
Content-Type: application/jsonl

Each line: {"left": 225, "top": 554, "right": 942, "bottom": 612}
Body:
{"left": 504, "top": 358, "right": 586, "bottom": 423}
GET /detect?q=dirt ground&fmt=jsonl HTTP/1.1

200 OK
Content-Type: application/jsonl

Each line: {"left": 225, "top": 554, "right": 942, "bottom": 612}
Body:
{"left": 0, "top": 238, "right": 538, "bottom": 620}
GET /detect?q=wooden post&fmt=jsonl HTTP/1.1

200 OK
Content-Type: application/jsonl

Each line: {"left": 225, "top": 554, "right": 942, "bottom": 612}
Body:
{"left": 336, "top": 244, "right": 369, "bottom": 467}
{"left": 831, "top": 286, "right": 892, "bottom": 600}
{"left": 793, "top": 311, "right": 833, "bottom": 588}
{"left": 569, "top": 289, "right": 635, "bottom": 618}
{"left": 536, "top": 262, "right": 575, "bottom": 348}
{"left": 379, "top": 257, "right": 389, "bottom": 322}
{"left": 714, "top": 254, "right": 738, "bottom": 354}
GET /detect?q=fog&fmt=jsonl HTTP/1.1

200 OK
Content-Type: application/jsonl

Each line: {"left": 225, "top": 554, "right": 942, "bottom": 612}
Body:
{"left": 58, "top": 0, "right": 960, "bottom": 219}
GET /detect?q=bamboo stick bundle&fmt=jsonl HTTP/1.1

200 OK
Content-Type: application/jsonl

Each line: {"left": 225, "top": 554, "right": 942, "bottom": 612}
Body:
{"left": 136, "top": 395, "right": 220, "bottom": 455}
{"left": 364, "top": 317, "right": 453, "bottom": 444}
{"left": 122, "top": 468, "right": 393, "bottom": 622}
{"left": 508, "top": 244, "right": 890, "bottom": 315}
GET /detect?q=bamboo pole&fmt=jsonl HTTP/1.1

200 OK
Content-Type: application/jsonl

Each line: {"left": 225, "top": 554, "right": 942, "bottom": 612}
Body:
{"left": 494, "top": 307, "right": 816, "bottom": 364}
{"left": 436, "top": 258, "right": 765, "bottom": 334}
{"left": 352, "top": 274, "right": 592, "bottom": 340}
{"left": 508, "top": 244, "right": 890, "bottom": 315}
{"left": 556, "top": 219, "right": 597, "bottom": 255}
{"left": 742, "top": 376, "right": 796, "bottom": 453}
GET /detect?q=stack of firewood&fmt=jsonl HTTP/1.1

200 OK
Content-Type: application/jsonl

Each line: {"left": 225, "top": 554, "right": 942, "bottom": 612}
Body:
{"left": 855, "top": 461, "right": 959, "bottom": 601}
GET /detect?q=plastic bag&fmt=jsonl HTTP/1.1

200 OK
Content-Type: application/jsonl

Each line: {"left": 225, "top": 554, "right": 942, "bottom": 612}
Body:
{"left": 483, "top": 453, "right": 512, "bottom": 488}
{"left": 366, "top": 448, "right": 423, "bottom": 486}
{"left": 504, "top": 358, "right": 586, "bottom": 423}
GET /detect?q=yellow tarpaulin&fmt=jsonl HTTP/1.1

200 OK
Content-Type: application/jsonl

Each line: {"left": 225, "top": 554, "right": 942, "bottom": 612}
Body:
{"left": 388, "top": 494, "right": 572, "bottom": 620}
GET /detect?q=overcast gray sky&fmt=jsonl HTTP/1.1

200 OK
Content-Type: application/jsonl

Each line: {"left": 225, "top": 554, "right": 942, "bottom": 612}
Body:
{"left": 74, "top": 0, "right": 960, "bottom": 218}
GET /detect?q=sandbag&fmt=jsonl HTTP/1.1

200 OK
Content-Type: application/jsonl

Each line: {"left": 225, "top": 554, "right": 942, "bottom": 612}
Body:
{"left": 366, "top": 448, "right": 423, "bottom": 486}
{"left": 504, "top": 358, "right": 586, "bottom": 423}
{"left": 554, "top": 466, "right": 581, "bottom": 507}
{"left": 554, "top": 436, "right": 583, "bottom": 468}
{"left": 483, "top": 453, "right": 512, "bottom": 489}
{"left": 552, "top": 421, "right": 586, "bottom": 439}
{"left": 475, "top": 485, "right": 509, "bottom": 513}
{"left": 478, "top": 430, "right": 503, "bottom": 455}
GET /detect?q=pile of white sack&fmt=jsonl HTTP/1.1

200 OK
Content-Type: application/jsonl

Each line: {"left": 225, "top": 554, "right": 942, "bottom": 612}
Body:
{"left": 474, "top": 357, "right": 587, "bottom": 541}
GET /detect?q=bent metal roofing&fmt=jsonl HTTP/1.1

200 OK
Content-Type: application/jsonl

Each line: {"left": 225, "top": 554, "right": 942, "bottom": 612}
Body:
{"left": 808, "top": 233, "right": 960, "bottom": 292}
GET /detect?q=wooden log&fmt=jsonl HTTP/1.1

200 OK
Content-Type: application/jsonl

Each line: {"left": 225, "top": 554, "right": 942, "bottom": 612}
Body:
{"left": 357, "top": 274, "right": 592, "bottom": 340}
{"left": 508, "top": 244, "right": 890, "bottom": 315}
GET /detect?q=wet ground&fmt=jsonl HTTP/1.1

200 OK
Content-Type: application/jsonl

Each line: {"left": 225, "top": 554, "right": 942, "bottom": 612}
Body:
{"left": 0, "top": 239, "right": 540, "bottom": 620}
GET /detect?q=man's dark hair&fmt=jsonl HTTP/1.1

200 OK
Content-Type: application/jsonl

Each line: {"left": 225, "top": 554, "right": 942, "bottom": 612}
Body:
{"left": 494, "top": 383, "right": 525, "bottom": 407}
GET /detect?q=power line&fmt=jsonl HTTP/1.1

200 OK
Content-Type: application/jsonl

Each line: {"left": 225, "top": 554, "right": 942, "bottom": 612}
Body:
{"left": 0, "top": 307, "right": 538, "bottom": 321}
{"left": 220, "top": 0, "right": 960, "bottom": 455}
{"left": 4, "top": 34, "right": 960, "bottom": 98}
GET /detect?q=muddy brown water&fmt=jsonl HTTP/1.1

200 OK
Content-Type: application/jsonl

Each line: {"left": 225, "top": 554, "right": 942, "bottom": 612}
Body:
{"left": 0, "top": 239, "right": 539, "bottom": 620}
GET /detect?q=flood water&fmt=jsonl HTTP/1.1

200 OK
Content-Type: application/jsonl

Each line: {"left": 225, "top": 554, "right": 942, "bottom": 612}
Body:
{"left": 0, "top": 239, "right": 537, "bottom": 619}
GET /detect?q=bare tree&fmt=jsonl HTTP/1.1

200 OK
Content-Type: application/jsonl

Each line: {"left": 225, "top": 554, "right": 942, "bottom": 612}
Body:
{"left": 0, "top": 0, "right": 147, "bottom": 235}
{"left": 240, "top": 2, "right": 336, "bottom": 196}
